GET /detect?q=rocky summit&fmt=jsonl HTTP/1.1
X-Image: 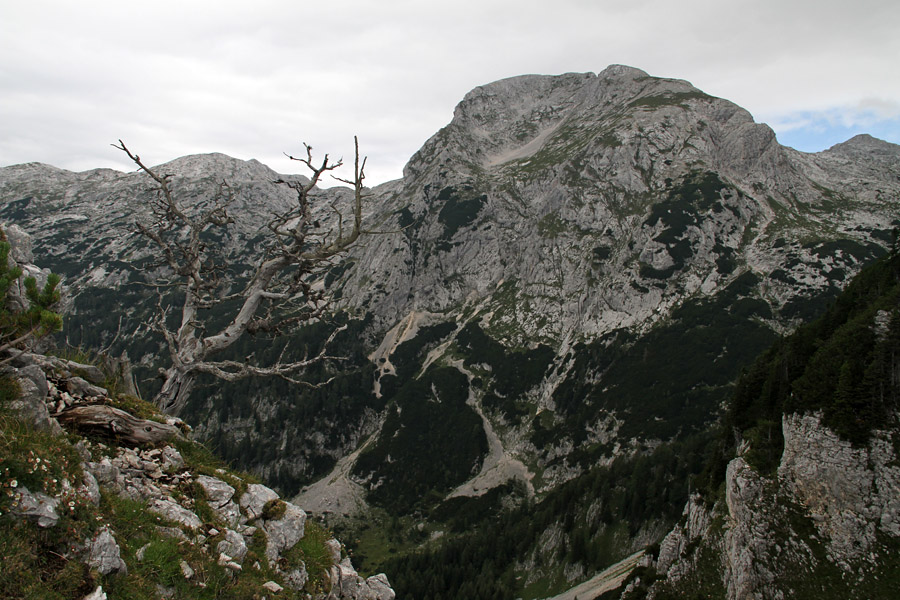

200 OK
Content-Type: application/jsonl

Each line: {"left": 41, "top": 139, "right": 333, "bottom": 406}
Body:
{"left": 2, "top": 65, "right": 899, "bottom": 599}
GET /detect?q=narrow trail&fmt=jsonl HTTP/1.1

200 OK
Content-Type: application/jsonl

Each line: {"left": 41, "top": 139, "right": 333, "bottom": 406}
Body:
{"left": 543, "top": 550, "right": 645, "bottom": 600}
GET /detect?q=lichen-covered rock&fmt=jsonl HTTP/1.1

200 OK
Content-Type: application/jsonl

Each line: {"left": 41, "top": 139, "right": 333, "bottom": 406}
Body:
{"left": 325, "top": 538, "right": 342, "bottom": 564}
{"left": 10, "top": 375, "right": 62, "bottom": 435}
{"left": 197, "top": 475, "right": 241, "bottom": 526}
{"left": 147, "top": 497, "right": 202, "bottom": 530}
{"left": 239, "top": 483, "right": 279, "bottom": 520}
{"left": 78, "top": 468, "right": 101, "bottom": 506}
{"left": 196, "top": 474, "right": 235, "bottom": 505}
{"left": 327, "top": 558, "right": 395, "bottom": 600}
{"left": 86, "top": 458, "right": 120, "bottom": 484}
{"left": 10, "top": 486, "right": 60, "bottom": 527}
{"left": 65, "top": 376, "right": 107, "bottom": 398}
{"left": 364, "top": 573, "right": 396, "bottom": 600}
{"left": 263, "top": 501, "right": 307, "bottom": 562}
{"left": 86, "top": 527, "right": 127, "bottom": 576}
{"left": 216, "top": 528, "right": 248, "bottom": 563}
{"left": 160, "top": 446, "right": 185, "bottom": 473}
{"left": 15, "top": 364, "right": 48, "bottom": 398}
{"left": 281, "top": 564, "right": 308, "bottom": 591}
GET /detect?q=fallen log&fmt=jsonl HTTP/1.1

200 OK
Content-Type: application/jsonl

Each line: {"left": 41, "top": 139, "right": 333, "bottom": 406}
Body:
{"left": 56, "top": 404, "right": 182, "bottom": 446}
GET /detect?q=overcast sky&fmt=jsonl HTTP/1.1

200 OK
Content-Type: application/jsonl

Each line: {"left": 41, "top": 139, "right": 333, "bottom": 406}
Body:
{"left": 2, "top": 0, "right": 898, "bottom": 187}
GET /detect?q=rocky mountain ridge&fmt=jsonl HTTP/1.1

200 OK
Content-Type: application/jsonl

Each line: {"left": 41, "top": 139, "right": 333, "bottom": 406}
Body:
{"left": 338, "top": 66, "right": 898, "bottom": 342}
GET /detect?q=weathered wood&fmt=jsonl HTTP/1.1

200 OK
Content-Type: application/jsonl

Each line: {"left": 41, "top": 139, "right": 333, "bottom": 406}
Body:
{"left": 56, "top": 404, "right": 182, "bottom": 446}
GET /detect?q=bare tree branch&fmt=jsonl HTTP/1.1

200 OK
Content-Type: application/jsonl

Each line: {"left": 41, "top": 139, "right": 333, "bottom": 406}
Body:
{"left": 116, "top": 138, "right": 369, "bottom": 415}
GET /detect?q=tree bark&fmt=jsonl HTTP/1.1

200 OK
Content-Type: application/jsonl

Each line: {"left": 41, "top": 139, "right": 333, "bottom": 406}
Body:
{"left": 156, "top": 366, "right": 196, "bottom": 416}
{"left": 56, "top": 404, "right": 182, "bottom": 446}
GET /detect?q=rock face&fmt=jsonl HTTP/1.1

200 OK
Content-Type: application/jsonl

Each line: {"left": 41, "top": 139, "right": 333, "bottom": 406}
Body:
{"left": 778, "top": 412, "right": 900, "bottom": 564}
{"left": 339, "top": 66, "right": 899, "bottom": 342}
{"left": 656, "top": 495, "right": 713, "bottom": 580}
{"left": 648, "top": 412, "right": 900, "bottom": 599}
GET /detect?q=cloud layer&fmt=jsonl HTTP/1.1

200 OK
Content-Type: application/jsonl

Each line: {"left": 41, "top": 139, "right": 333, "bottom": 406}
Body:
{"left": 2, "top": 0, "right": 898, "bottom": 185}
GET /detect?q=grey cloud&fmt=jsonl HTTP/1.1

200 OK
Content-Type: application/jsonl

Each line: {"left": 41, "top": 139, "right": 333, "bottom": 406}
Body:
{"left": 1, "top": 0, "right": 898, "bottom": 184}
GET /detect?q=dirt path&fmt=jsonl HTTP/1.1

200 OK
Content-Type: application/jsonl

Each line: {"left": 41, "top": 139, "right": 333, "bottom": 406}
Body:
{"left": 543, "top": 550, "right": 644, "bottom": 600}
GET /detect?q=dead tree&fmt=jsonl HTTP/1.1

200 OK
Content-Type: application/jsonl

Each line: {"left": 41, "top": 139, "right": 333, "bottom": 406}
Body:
{"left": 56, "top": 404, "right": 183, "bottom": 445}
{"left": 114, "top": 138, "right": 367, "bottom": 415}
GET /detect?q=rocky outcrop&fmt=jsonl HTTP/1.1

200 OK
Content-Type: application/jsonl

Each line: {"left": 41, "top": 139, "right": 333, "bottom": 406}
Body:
{"left": 2, "top": 352, "right": 395, "bottom": 600}
{"left": 327, "top": 559, "right": 395, "bottom": 600}
{"left": 778, "top": 412, "right": 900, "bottom": 565}
{"left": 723, "top": 457, "right": 781, "bottom": 600}
{"left": 656, "top": 494, "right": 714, "bottom": 581}
{"left": 86, "top": 526, "right": 128, "bottom": 576}
{"left": 648, "top": 412, "right": 900, "bottom": 599}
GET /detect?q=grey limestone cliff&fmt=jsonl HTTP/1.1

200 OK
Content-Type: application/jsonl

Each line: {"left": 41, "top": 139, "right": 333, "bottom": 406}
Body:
{"left": 648, "top": 412, "right": 900, "bottom": 599}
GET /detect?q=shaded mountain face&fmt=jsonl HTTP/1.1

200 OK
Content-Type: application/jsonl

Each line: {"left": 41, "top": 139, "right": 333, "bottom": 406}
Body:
{"left": 645, "top": 252, "right": 900, "bottom": 600}
{"left": 2, "top": 64, "right": 900, "bottom": 598}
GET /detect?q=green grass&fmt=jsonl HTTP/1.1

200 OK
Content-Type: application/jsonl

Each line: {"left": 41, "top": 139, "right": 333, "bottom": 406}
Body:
{"left": 283, "top": 520, "right": 336, "bottom": 593}
{"left": 537, "top": 212, "right": 568, "bottom": 238}
{"left": 0, "top": 517, "right": 95, "bottom": 599}
{"left": 628, "top": 91, "right": 712, "bottom": 110}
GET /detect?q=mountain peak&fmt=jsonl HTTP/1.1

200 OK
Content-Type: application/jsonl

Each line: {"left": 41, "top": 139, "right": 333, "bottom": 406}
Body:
{"left": 827, "top": 133, "right": 900, "bottom": 156}
{"left": 405, "top": 65, "right": 750, "bottom": 181}
{"left": 154, "top": 152, "right": 281, "bottom": 181}
{"left": 597, "top": 63, "right": 651, "bottom": 80}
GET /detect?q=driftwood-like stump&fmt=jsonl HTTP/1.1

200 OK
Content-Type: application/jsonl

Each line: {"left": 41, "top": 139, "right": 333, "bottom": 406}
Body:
{"left": 56, "top": 404, "right": 182, "bottom": 446}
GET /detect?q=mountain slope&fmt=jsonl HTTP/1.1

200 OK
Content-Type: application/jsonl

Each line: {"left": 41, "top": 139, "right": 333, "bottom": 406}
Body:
{"left": 642, "top": 248, "right": 900, "bottom": 600}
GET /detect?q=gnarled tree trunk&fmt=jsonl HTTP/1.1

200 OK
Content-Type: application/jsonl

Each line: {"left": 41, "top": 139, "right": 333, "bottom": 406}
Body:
{"left": 56, "top": 404, "right": 182, "bottom": 446}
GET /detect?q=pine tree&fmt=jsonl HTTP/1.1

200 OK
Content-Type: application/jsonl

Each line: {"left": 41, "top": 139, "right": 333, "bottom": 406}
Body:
{"left": 0, "top": 230, "right": 62, "bottom": 359}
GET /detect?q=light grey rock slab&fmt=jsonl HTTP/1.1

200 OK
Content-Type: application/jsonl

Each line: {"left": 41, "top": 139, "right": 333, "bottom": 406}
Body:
{"left": 86, "top": 458, "right": 120, "bottom": 484}
{"left": 281, "top": 564, "right": 308, "bottom": 591}
{"left": 10, "top": 486, "right": 60, "bottom": 527}
{"left": 239, "top": 483, "right": 279, "bottom": 521}
{"left": 160, "top": 446, "right": 185, "bottom": 473}
{"left": 325, "top": 538, "right": 342, "bottom": 564}
{"left": 10, "top": 376, "right": 62, "bottom": 435}
{"left": 81, "top": 586, "right": 107, "bottom": 600}
{"left": 263, "top": 501, "right": 307, "bottom": 562}
{"left": 216, "top": 528, "right": 248, "bottom": 562}
{"left": 65, "top": 376, "right": 108, "bottom": 398}
{"left": 365, "top": 573, "right": 396, "bottom": 600}
{"left": 262, "top": 581, "right": 284, "bottom": 593}
{"left": 78, "top": 468, "right": 101, "bottom": 506}
{"left": 196, "top": 475, "right": 235, "bottom": 505}
{"left": 147, "top": 497, "right": 202, "bottom": 530}
{"left": 87, "top": 527, "right": 127, "bottom": 576}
